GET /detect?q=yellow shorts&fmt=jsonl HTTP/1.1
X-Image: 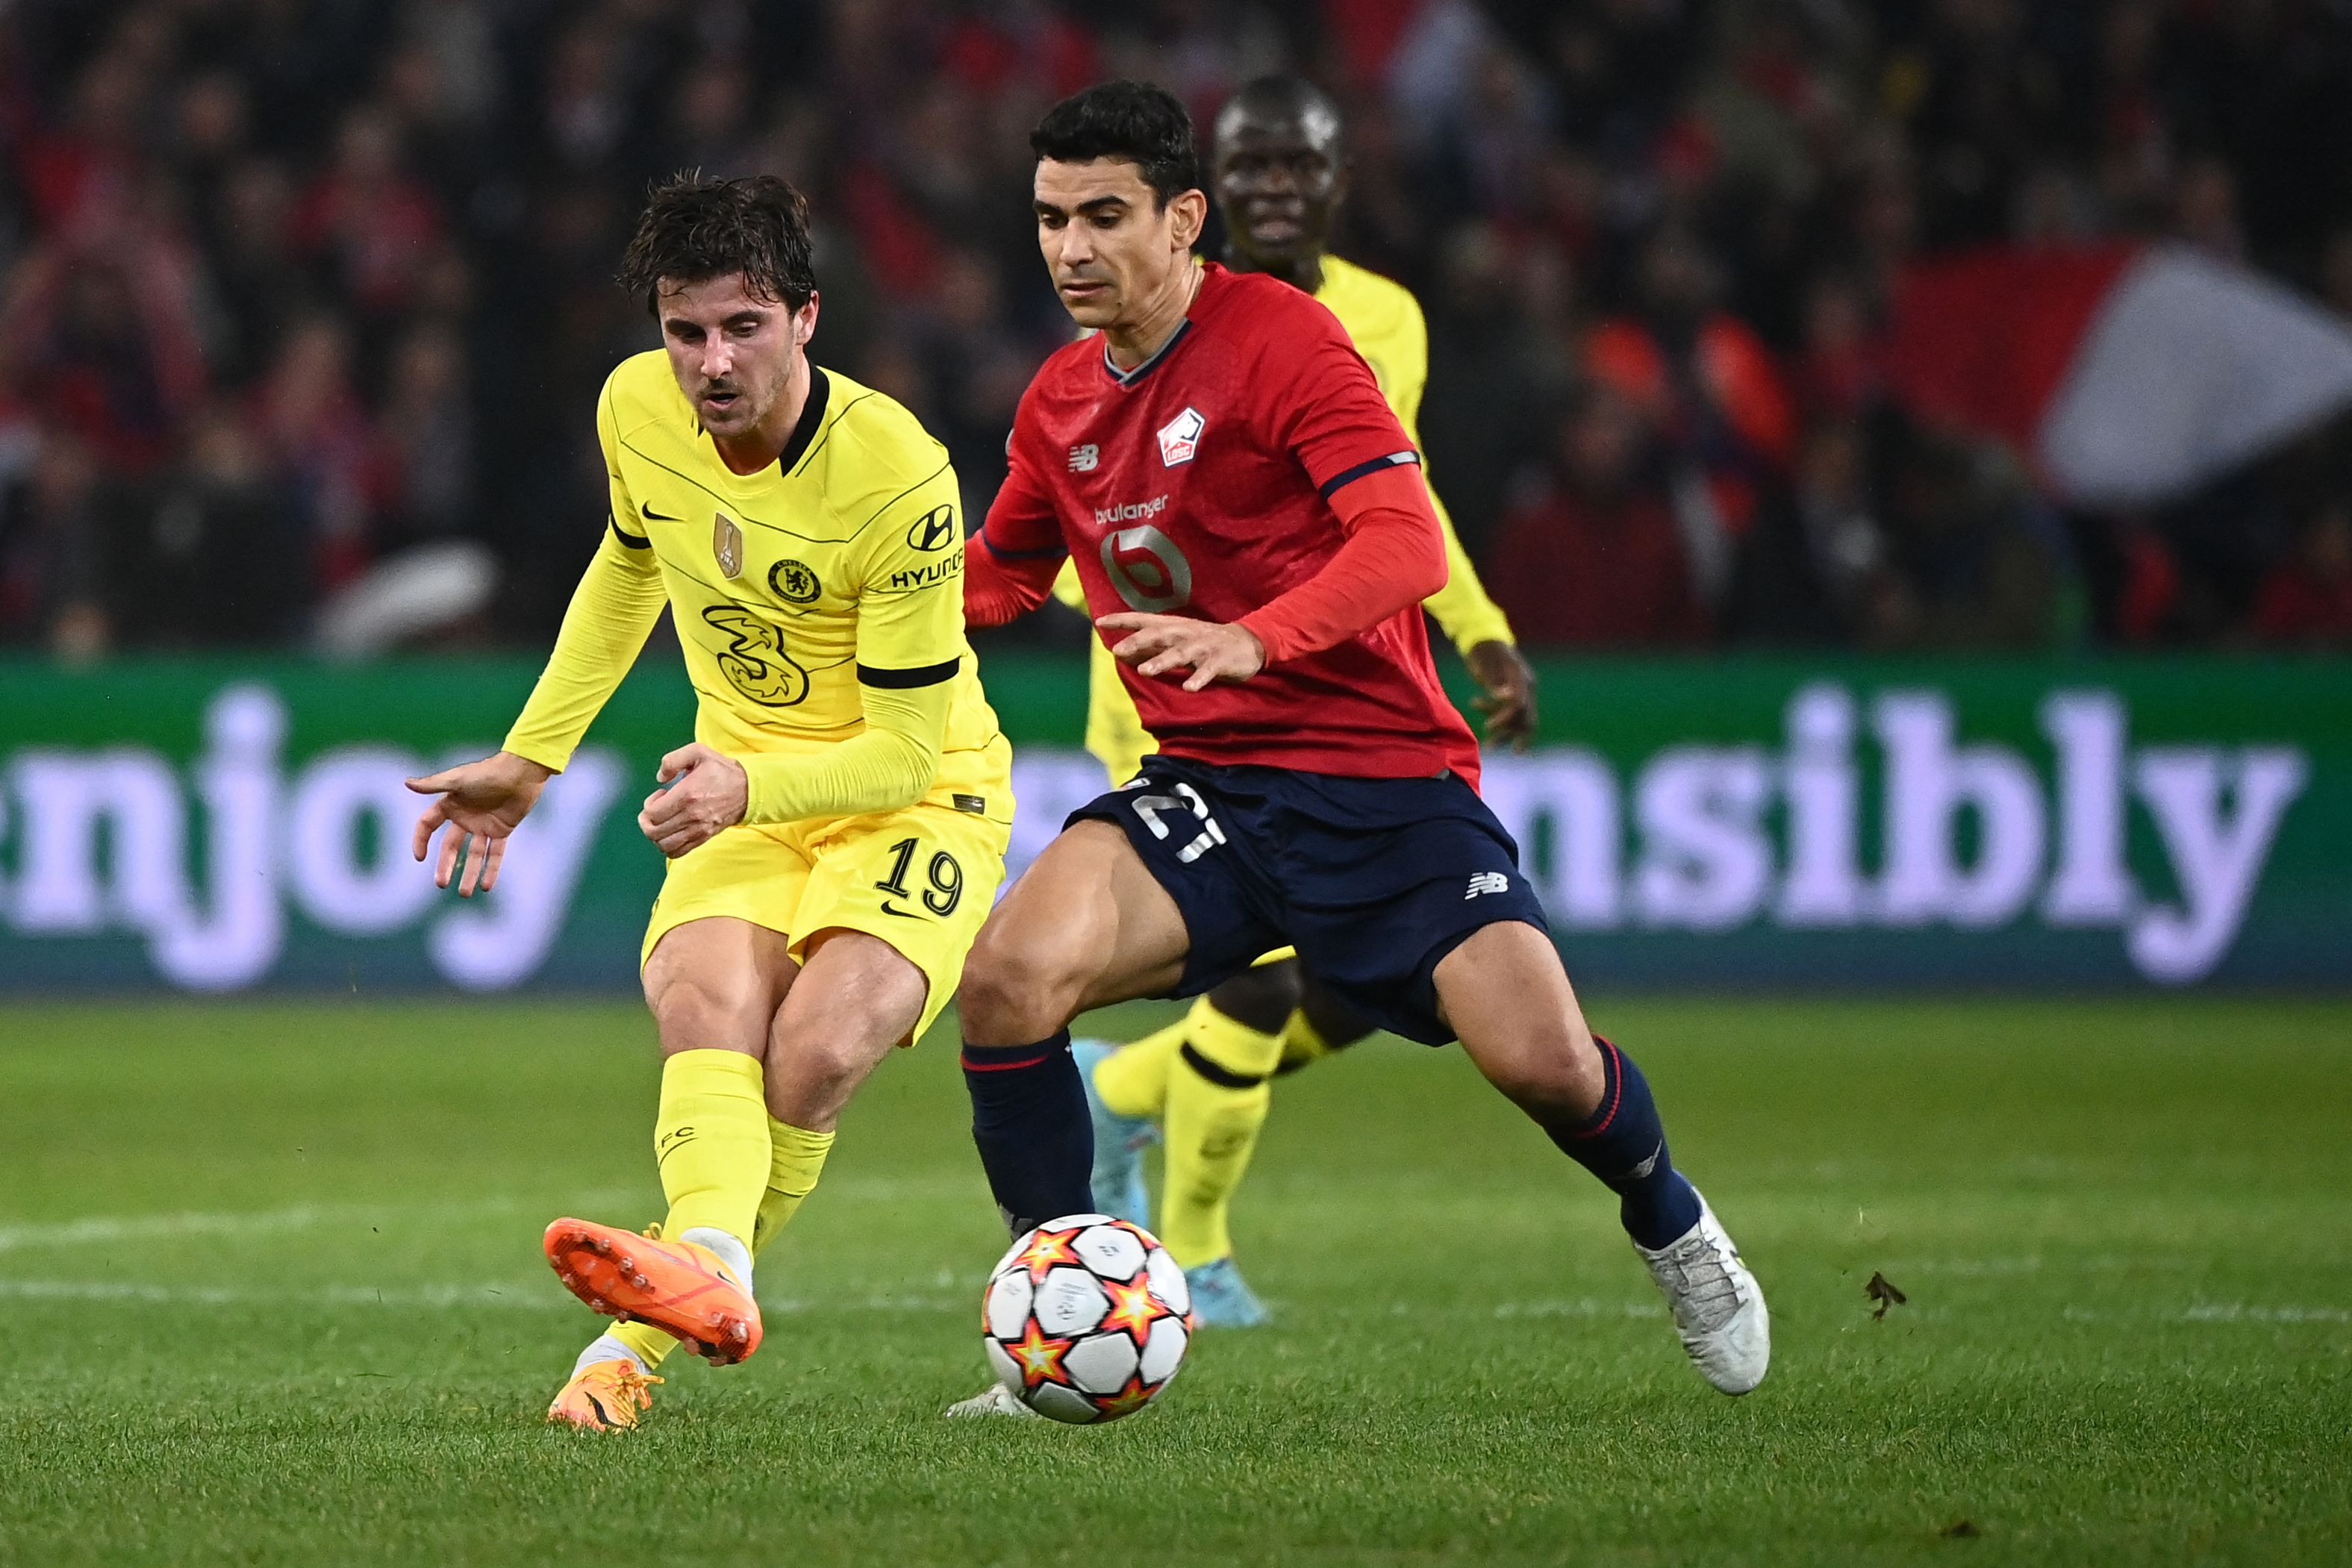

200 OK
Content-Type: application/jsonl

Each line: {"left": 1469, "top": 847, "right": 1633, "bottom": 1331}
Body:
{"left": 640, "top": 799, "right": 1011, "bottom": 1044}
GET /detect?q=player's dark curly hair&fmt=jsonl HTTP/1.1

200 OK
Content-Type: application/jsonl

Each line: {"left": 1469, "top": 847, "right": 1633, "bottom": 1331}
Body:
{"left": 1030, "top": 80, "right": 1202, "bottom": 207}
{"left": 619, "top": 172, "right": 817, "bottom": 314}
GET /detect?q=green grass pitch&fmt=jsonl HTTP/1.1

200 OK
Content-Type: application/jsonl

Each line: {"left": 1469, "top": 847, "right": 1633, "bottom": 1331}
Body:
{"left": 1, "top": 996, "right": 2346, "bottom": 1566}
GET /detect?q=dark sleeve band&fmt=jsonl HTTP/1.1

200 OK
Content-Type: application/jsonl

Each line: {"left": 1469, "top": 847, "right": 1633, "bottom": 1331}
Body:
{"left": 608, "top": 516, "right": 652, "bottom": 549}
{"left": 979, "top": 527, "right": 1069, "bottom": 561}
{"left": 1316, "top": 449, "right": 1422, "bottom": 501}
{"left": 858, "top": 658, "right": 960, "bottom": 689}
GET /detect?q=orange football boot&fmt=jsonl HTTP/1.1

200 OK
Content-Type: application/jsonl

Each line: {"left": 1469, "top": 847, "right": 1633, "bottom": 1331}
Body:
{"left": 543, "top": 1217, "right": 764, "bottom": 1366}
{"left": 547, "top": 1358, "right": 662, "bottom": 1431}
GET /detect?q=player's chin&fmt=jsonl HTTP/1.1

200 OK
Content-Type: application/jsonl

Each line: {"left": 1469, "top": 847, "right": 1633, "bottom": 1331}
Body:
{"left": 1244, "top": 226, "right": 1307, "bottom": 260}
{"left": 1058, "top": 287, "right": 1116, "bottom": 325}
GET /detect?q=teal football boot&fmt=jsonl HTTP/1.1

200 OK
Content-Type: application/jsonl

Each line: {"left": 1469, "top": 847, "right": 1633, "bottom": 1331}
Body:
{"left": 1183, "top": 1255, "right": 1270, "bottom": 1328}
{"left": 1072, "top": 1037, "right": 1153, "bottom": 1228}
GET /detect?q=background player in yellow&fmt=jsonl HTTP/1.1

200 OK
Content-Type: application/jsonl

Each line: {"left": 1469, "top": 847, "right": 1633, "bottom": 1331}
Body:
{"left": 1064, "top": 76, "right": 1540, "bottom": 1326}
{"left": 405, "top": 175, "right": 1011, "bottom": 1429}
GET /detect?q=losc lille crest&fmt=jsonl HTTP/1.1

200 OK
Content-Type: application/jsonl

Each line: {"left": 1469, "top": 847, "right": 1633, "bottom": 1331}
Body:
{"left": 1156, "top": 406, "right": 1204, "bottom": 467}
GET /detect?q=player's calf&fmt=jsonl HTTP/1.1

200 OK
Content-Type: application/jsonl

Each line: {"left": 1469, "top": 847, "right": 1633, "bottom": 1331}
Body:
{"left": 1436, "top": 922, "right": 1766, "bottom": 1392}
{"left": 957, "top": 821, "right": 1191, "bottom": 1236}
{"left": 956, "top": 921, "right": 1101, "bottom": 1235}
{"left": 1438, "top": 923, "right": 1698, "bottom": 1247}
{"left": 1277, "top": 976, "right": 1378, "bottom": 1074}
{"left": 961, "top": 1030, "right": 1094, "bottom": 1237}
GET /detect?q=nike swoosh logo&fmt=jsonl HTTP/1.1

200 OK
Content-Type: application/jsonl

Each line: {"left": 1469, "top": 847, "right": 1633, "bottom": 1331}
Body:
{"left": 641, "top": 502, "right": 681, "bottom": 522}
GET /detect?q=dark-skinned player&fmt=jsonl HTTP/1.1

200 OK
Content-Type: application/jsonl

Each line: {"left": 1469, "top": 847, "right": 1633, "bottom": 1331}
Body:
{"left": 1053, "top": 76, "right": 1540, "bottom": 1326}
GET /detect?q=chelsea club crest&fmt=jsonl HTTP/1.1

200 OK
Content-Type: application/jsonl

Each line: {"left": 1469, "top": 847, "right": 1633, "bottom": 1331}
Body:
{"left": 770, "top": 558, "right": 820, "bottom": 604}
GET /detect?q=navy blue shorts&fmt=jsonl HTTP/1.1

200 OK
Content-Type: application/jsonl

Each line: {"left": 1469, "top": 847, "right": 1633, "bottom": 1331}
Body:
{"left": 1066, "top": 756, "right": 1550, "bottom": 1046}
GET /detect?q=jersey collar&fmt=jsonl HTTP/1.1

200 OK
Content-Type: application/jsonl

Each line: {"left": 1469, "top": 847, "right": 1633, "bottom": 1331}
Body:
{"left": 1099, "top": 318, "right": 1194, "bottom": 389}
{"left": 773, "top": 363, "right": 830, "bottom": 474}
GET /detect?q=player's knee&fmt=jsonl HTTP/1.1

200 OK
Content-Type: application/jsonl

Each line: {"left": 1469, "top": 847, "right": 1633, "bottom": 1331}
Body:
{"left": 956, "top": 925, "right": 1082, "bottom": 1044}
{"left": 767, "top": 1027, "right": 870, "bottom": 1107}
{"left": 1208, "top": 961, "right": 1302, "bottom": 1034}
{"left": 1476, "top": 1012, "right": 1605, "bottom": 1121}
{"left": 645, "top": 969, "right": 770, "bottom": 1052}
{"left": 1297, "top": 975, "right": 1378, "bottom": 1050}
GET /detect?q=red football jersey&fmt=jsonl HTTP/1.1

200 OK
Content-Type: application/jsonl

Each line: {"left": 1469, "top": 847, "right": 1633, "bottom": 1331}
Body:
{"left": 983, "top": 263, "right": 1481, "bottom": 785}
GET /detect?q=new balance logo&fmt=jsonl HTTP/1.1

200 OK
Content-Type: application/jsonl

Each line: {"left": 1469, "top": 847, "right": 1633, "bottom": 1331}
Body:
{"left": 1464, "top": 872, "right": 1510, "bottom": 899}
{"left": 1069, "top": 444, "right": 1099, "bottom": 472}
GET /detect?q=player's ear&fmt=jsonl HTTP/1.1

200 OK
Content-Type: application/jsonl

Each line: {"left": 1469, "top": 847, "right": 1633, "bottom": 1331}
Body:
{"left": 794, "top": 293, "right": 820, "bottom": 348}
{"left": 1169, "top": 188, "right": 1208, "bottom": 251}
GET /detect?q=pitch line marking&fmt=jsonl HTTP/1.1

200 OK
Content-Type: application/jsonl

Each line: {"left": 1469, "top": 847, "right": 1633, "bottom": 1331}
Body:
{"left": 0, "top": 1193, "right": 645, "bottom": 1254}
{"left": 0, "top": 1178, "right": 955, "bottom": 1255}
{"left": 0, "top": 1206, "right": 335, "bottom": 1254}
{"left": 2179, "top": 1302, "right": 2349, "bottom": 1324}
{"left": 0, "top": 1278, "right": 970, "bottom": 1315}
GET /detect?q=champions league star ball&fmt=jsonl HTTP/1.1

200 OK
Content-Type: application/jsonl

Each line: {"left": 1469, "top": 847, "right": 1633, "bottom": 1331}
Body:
{"left": 982, "top": 1214, "right": 1194, "bottom": 1423}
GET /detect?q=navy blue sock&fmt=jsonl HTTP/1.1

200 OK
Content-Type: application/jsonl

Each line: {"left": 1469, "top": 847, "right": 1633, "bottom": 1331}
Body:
{"left": 962, "top": 1031, "right": 1095, "bottom": 1237}
{"left": 1546, "top": 1037, "right": 1703, "bottom": 1250}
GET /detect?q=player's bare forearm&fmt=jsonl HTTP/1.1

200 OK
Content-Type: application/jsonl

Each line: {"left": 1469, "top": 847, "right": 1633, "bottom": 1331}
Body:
{"left": 405, "top": 752, "right": 555, "bottom": 897}
{"left": 637, "top": 743, "right": 749, "bottom": 858}
{"left": 1466, "top": 640, "right": 1539, "bottom": 751}
{"left": 1097, "top": 613, "right": 1267, "bottom": 691}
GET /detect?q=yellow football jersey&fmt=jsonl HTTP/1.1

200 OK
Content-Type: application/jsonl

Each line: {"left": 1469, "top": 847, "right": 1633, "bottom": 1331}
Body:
{"left": 509, "top": 352, "right": 1008, "bottom": 822}
{"left": 1060, "top": 254, "right": 1515, "bottom": 784}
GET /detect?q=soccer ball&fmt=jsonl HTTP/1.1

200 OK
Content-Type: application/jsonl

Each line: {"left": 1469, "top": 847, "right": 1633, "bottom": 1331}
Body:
{"left": 981, "top": 1213, "right": 1193, "bottom": 1423}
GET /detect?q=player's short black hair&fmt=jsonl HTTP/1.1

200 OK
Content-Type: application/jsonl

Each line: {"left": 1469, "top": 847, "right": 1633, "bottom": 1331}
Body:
{"left": 1030, "top": 80, "right": 1202, "bottom": 207}
{"left": 620, "top": 172, "right": 817, "bottom": 315}
{"left": 1217, "top": 75, "right": 1345, "bottom": 143}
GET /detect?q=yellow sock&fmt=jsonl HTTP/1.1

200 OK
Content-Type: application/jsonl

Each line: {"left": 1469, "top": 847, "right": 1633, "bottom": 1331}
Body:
{"left": 1094, "top": 1016, "right": 1188, "bottom": 1120}
{"left": 607, "top": 1316, "right": 682, "bottom": 1372}
{"left": 1276, "top": 1008, "right": 1338, "bottom": 1074}
{"left": 1158, "top": 1005, "right": 1284, "bottom": 1269}
{"left": 752, "top": 1119, "right": 835, "bottom": 1254}
{"left": 614, "top": 1116, "right": 832, "bottom": 1373}
{"left": 654, "top": 1048, "right": 770, "bottom": 1256}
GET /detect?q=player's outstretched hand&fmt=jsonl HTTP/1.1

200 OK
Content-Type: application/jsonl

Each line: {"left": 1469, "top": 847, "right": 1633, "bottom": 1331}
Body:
{"left": 639, "top": 743, "right": 749, "bottom": 859}
{"left": 406, "top": 752, "right": 554, "bottom": 897}
{"left": 1098, "top": 613, "right": 1267, "bottom": 691}
{"left": 1466, "top": 640, "right": 1539, "bottom": 752}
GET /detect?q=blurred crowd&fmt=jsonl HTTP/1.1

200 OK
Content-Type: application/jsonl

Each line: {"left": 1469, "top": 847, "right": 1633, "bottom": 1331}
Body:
{"left": 3, "top": 0, "right": 2351, "bottom": 658}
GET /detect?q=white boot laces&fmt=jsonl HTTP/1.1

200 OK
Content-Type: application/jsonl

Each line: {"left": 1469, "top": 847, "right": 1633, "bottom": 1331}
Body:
{"left": 1658, "top": 1223, "right": 1750, "bottom": 1334}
